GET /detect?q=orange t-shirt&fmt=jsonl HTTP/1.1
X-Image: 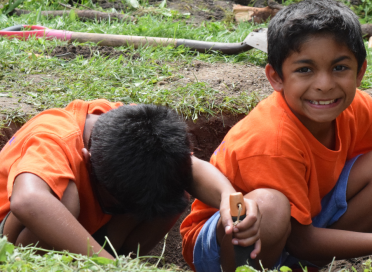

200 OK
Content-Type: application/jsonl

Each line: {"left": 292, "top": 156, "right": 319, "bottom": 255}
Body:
{"left": 181, "top": 90, "right": 372, "bottom": 269}
{"left": 0, "top": 99, "right": 123, "bottom": 234}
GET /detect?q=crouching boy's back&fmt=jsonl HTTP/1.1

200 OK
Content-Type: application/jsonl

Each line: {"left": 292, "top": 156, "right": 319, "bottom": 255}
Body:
{"left": 181, "top": 1, "right": 372, "bottom": 271}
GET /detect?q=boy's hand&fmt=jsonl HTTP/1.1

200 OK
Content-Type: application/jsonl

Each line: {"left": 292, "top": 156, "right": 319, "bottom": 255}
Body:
{"left": 232, "top": 198, "right": 262, "bottom": 259}
{"left": 219, "top": 191, "right": 235, "bottom": 235}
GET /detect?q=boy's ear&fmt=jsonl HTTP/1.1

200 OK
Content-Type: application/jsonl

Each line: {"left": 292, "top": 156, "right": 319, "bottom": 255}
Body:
{"left": 356, "top": 59, "right": 368, "bottom": 87}
{"left": 82, "top": 148, "right": 91, "bottom": 169}
{"left": 265, "top": 64, "right": 283, "bottom": 92}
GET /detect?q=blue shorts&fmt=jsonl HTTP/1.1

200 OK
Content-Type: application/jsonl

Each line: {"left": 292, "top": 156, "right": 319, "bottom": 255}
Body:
{"left": 193, "top": 156, "right": 361, "bottom": 272}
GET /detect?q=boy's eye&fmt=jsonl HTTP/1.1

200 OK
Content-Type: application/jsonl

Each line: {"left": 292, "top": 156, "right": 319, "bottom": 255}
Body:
{"left": 296, "top": 67, "right": 311, "bottom": 73}
{"left": 334, "top": 65, "right": 347, "bottom": 71}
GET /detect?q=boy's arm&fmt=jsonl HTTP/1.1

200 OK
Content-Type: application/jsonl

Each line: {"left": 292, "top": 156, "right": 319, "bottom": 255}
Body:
{"left": 189, "top": 156, "right": 236, "bottom": 231}
{"left": 10, "top": 173, "right": 113, "bottom": 259}
{"left": 188, "top": 156, "right": 262, "bottom": 256}
{"left": 287, "top": 218, "right": 372, "bottom": 262}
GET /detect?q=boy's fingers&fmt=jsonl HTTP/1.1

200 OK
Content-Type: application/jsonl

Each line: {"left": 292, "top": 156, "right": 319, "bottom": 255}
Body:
{"left": 220, "top": 209, "right": 234, "bottom": 234}
{"left": 251, "top": 239, "right": 261, "bottom": 259}
{"left": 219, "top": 194, "right": 234, "bottom": 234}
{"left": 232, "top": 231, "right": 260, "bottom": 247}
{"left": 234, "top": 198, "right": 261, "bottom": 231}
{"left": 233, "top": 223, "right": 259, "bottom": 238}
{"left": 231, "top": 198, "right": 261, "bottom": 248}
{"left": 245, "top": 198, "right": 261, "bottom": 222}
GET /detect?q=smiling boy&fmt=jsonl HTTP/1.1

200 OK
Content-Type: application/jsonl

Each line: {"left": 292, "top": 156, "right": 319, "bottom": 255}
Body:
{"left": 181, "top": 0, "right": 372, "bottom": 271}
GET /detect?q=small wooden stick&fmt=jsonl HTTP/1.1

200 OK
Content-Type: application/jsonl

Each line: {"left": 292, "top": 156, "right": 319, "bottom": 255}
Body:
{"left": 73, "top": 1, "right": 93, "bottom": 10}
{"left": 59, "top": 2, "right": 73, "bottom": 9}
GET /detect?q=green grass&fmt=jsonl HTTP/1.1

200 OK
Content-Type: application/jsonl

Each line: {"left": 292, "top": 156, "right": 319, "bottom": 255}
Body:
{"left": 0, "top": 7, "right": 267, "bottom": 121}
{"left": 0, "top": 236, "right": 190, "bottom": 271}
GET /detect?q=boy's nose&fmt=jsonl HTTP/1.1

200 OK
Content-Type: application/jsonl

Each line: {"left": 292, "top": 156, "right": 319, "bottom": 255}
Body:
{"left": 314, "top": 72, "right": 335, "bottom": 92}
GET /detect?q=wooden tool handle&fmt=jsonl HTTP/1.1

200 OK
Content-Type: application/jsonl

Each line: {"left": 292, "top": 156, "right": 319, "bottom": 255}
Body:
{"left": 230, "top": 192, "right": 256, "bottom": 269}
{"left": 70, "top": 32, "right": 177, "bottom": 48}
{"left": 230, "top": 192, "right": 246, "bottom": 217}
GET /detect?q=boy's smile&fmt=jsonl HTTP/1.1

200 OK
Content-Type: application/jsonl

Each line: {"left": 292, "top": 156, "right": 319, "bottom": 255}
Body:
{"left": 266, "top": 34, "right": 367, "bottom": 138}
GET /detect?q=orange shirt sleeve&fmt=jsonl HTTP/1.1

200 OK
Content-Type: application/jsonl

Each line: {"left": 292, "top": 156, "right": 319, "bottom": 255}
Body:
{"left": 8, "top": 133, "right": 75, "bottom": 200}
{"left": 348, "top": 90, "right": 372, "bottom": 157}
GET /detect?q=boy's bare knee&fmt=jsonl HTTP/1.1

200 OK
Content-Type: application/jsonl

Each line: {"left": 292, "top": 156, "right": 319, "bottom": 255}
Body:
{"left": 246, "top": 189, "right": 291, "bottom": 242}
{"left": 246, "top": 189, "right": 291, "bottom": 220}
{"left": 61, "top": 181, "right": 80, "bottom": 218}
{"left": 243, "top": 189, "right": 291, "bottom": 267}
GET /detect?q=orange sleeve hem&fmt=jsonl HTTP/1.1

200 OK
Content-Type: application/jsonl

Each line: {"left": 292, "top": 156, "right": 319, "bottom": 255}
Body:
{"left": 291, "top": 207, "right": 312, "bottom": 225}
{"left": 9, "top": 169, "right": 68, "bottom": 200}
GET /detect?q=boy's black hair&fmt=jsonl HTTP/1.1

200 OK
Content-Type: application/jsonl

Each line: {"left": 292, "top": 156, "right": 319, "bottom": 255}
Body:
{"left": 89, "top": 104, "right": 192, "bottom": 220}
{"left": 268, "top": 0, "right": 366, "bottom": 79}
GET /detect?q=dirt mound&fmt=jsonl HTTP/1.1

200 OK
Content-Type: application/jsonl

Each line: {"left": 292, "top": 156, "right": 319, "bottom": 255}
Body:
{"left": 172, "top": 61, "right": 271, "bottom": 101}
{"left": 47, "top": 45, "right": 140, "bottom": 60}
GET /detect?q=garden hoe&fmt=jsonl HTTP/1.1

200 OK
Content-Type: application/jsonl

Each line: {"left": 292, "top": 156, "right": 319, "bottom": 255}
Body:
{"left": 230, "top": 192, "right": 257, "bottom": 269}
{"left": 0, "top": 25, "right": 268, "bottom": 54}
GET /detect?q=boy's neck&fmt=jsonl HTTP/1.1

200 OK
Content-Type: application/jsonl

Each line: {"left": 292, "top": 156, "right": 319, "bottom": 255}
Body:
{"left": 83, "top": 114, "right": 100, "bottom": 149}
{"left": 300, "top": 117, "right": 337, "bottom": 150}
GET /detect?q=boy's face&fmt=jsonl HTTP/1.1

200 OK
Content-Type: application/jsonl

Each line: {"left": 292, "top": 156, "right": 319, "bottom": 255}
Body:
{"left": 266, "top": 35, "right": 367, "bottom": 131}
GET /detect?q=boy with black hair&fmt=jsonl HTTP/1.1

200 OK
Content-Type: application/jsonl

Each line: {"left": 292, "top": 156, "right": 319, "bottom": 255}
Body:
{"left": 181, "top": 0, "right": 372, "bottom": 271}
{"left": 0, "top": 99, "right": 238, "bottom": 259}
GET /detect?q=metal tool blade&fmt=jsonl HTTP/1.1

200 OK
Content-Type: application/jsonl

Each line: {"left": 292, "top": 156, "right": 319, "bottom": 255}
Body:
{"left": 244, "top": 28, "right": 268, "bottom": 53}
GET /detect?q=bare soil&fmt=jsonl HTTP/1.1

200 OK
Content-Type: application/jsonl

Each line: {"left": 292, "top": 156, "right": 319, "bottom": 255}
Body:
{"left": 94, "top": 0, "right": 234, "bottom": 25}
{"left": 172, "top": 61, "right": 271, "bottom": 101}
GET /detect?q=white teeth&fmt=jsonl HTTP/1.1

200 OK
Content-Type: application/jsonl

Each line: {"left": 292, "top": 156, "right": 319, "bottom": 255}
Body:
{"left": 309, "top": 99, "right": 336, "bottom": 105}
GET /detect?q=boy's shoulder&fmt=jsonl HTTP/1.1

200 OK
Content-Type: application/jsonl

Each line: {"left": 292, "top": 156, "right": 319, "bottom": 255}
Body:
{"left": 229, "top": 92, "right": 300, "bottom": 138}
{"left": 349, "top": 89, "right": 372, "bottom": 114}
{"left": 19, "top": 99, "right": 122, "bottom": 140}
{"left": 221, "top": 92, "right": 305, "bottom": 158}
{"left": 18, "top": 107, "right": 81, "bottom": 140}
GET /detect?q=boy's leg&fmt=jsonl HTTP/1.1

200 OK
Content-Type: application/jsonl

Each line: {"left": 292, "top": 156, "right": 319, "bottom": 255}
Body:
{"left": 283, "top": 152, "right": 372, "bottom": 268}
{"left": 329, "top": 151, "right": 372, "bottom": 232}
{"left": 94, "top": 212, "right": 181, "bottom": 256}
{"left": 3, "top": 180, "right": 80, "bottom": 247}
{"left": 218, "top": 189, "right": 291, "bottom": 272}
